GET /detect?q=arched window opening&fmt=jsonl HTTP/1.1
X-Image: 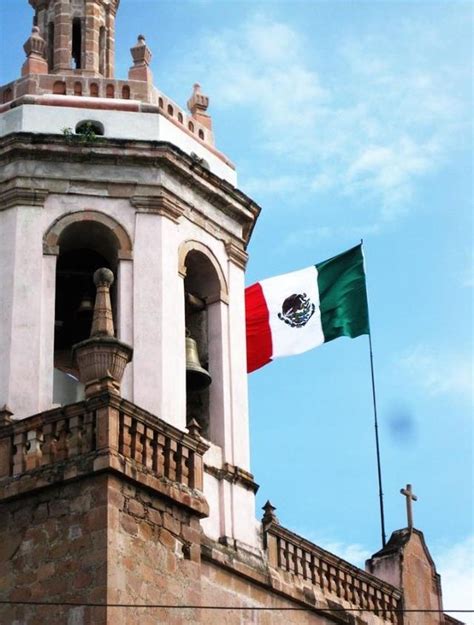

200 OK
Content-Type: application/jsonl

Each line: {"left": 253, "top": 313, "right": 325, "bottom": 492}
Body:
{"left": 53, "top": 220, "right": 120, "bottom": 404}
{"left": 90, "top": 82, "right": 99, "bottom": 97}
{"left": 184, "top": 250, "right": 222, "bottom": 441}
{"left": 53, "top": 81, "right": 66, "bottom": 95}
{"left": 106, "top": 84, "right": 115, "bottom": 98}
{"left": 188, "top": 121, "right": 194, "bottom": 133}
{"left": 122, "top": 85, "right": 130, "bottom": 99}
{"left": 167, "top": 104, "right": 174, "bottom": 116}
{"left": 198, "top": 129, "right": 205, "bottom": 140}
{"left": 47, "top": 22, "right": 54, "bottom": 71}
{"left": 74, "top": 81, "right": 82, "bottom": 96}
{"left": 178, "top": 112, "right": 183, "bottom": 123}
{"left": 72, "top": 18, "right": 82, "bottom": 69}
{"left": 158, "top": 97, "right": 163, "bottom": 108}
{"left": 75, "top": 120, "right": 104, "bottom": 136}
{"left": 99, "top": 26, "right": 106, "bottom": 75}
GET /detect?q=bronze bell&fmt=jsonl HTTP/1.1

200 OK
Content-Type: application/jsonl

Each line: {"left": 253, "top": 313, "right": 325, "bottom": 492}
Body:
{"left": 185, "top": 336, "right": 211, "bottom": 391}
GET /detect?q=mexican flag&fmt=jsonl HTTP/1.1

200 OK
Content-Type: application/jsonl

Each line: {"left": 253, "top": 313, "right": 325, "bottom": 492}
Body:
{"left": 245, "top": 244, "right": 369, "bottom": 373}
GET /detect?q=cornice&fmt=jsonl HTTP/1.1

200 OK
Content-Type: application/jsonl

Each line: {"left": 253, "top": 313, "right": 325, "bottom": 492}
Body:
{"left": 225, "top": 241, "right": 248, "bottom": 270}
{"left": 0, "top": 185, "right": 48, "bottom": 210}
{"left": 0, "top": 133, "right": 261, "bottom": 246}
{"left": 130, "top": 188, "right": 185, "bottom": 223}
{"left": 204, "top": 462, "right": 259, "bottom": 494}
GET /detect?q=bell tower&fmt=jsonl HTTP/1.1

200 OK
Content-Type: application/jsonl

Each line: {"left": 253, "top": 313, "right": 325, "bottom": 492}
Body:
{"left": 29, "top": 0, "right": 119, "bottom": 77}
{"left": 0, "top": 0, "right": 261, "bottom": 560}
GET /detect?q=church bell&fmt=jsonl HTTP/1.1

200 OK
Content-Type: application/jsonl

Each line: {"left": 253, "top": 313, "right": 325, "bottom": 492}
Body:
{"left": 185, "top": 336, "right": 212, "bottom": 392}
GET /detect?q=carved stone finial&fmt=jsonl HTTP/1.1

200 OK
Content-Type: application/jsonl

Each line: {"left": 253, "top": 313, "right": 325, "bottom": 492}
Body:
{"left": 187, "top": 83, "right": 209, "bottom": 115}
{"left": 0, "top": 405, "right": 13, "bottom": 426}
{"left": 187, "top": 418, "right": 201, "bottom": 439}
{"left": 187, "top": 83, "right": 212, "bottom": 134}
{"left": 262, "top": 500, "right": 279, "bottom": 526}
{"left": 22, "top": 26, "right": 48, "bottom": 76}
{"left": 23, "top": 26, "right": 46, "bottom": 58}
{"left": 90, "top": 268, "right": 115, "bottom": 338}
{"left": 128, "top": 34, "right": 153, "bottom": 82}
{"left": 72, "top": 268, "right": 133, "bottom": 398}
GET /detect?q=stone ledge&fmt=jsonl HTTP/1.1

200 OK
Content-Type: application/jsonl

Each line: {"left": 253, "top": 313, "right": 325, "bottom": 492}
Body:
{"left": 0, "top": 132, "right": 261, "bottom": 246}
{"left": 0, "top": 449, "right": 209, "bottom": 518}
{"left": 201, "top": 536, "right": 366, "bottom": 625}
{"left": 204, "top": 462, "right": 259, "bottom": 494}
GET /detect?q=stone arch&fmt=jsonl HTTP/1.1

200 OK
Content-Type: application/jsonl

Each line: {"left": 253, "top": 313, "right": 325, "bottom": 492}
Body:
{"left": 43, "top": 211, "right": 133, "bottom": 260}
{"left": 178, "top": 240, "right": 228, "bottom": 303}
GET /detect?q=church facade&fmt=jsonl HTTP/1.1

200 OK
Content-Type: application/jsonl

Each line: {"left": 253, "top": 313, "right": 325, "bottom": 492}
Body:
{"left": 0, "top": 2, "right": 459, "bottom": 624}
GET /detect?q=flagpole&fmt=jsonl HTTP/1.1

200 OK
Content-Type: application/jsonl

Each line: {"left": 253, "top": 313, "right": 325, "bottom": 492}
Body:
{"left": 361, "top": 240, "right": 387, "bottom": 548}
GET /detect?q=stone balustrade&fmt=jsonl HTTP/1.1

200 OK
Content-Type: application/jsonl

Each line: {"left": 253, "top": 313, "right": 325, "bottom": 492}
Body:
{"left": 264, "top": 522, "right": 402, "bottom": 623}
{"left": 0, "top": 393, "right": 209, "bottom": 514}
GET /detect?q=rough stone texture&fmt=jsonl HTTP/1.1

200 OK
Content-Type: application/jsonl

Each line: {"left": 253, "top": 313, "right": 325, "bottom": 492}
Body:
{"left": 367, "top": 529, "right": 445, "bottom": 625}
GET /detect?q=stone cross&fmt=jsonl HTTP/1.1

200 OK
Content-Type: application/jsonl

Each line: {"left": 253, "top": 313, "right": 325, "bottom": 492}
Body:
{"left": 400, "top": 483, "right": 418, "bottom": 529}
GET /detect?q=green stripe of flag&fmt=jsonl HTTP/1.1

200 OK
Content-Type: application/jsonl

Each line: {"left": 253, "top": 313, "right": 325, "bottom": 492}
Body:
{"left": 316, "top": 244, "right": 370, "bottom": 343}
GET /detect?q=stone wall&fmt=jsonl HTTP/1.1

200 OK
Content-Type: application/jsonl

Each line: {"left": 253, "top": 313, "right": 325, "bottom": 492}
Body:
{"left": 0, "top": 474, "right": 108, "bottom": 625}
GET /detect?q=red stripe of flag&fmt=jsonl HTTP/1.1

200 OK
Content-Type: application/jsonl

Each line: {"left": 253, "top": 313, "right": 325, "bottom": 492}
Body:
{"left": 245, "top": 282, "right": 272, "bottom": 373}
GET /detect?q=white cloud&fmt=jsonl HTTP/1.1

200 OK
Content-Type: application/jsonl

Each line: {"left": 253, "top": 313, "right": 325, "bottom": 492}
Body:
{"left": 433, "top": 535, "right": 474, "bottom": 624}
{"left": 171, "top": 12, "right": 468, "bottom": 220}
{"left": 319, "top": 541, "right": 371, "bottom": 568}
{"left": 398, "top": 345, "right": 473, "bottom": 400}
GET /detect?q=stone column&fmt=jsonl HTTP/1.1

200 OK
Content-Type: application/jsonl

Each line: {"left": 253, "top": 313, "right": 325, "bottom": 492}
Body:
{"left": 53, "top": 0, "right": 72, "bottom": 73}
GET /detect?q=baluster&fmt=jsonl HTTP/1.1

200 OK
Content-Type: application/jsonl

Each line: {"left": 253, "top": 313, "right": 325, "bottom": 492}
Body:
{"left": 135, "top": 421, "right": 145, "bottom": 465}
{"left": 352, "top": 578, "right": 361, "bottom": 609}
{"left": 144, "top": 426, "right": 154, "bottom": 470}
{"left": 55, "top": 419, "right": 68, "bottom": 460}
{"left": 328, "top": 565, "right": 337, "bottom": 595}
{"left": 156, "top": 433, "right": 166, "bottom": 476}
{"left": 68, "top": 415, "right": 83, "bottom": 457}
{"left": 0, "top": 434, "right": 12, "bottom": 477}
{"left": 41, "top": 423, "right": 54, "bottom": 466}
{"left": 122, "top": 414, "right": 133, "bottom": 458}
{"left": 180, "top": 446, "right": 190, "bottom": 486}
{"left": 12, "top": 431, "right": 27, "bottom": 475}
{"left": 311, "top": 554, "right": 318, "bottom": 586}
{"left": 83, "top": 411, "right": 95, "bottom": 452}
{"left": 321, "top": 561, "right": 329, "bottom": 592}
{"left": 25, "top": 428, "right": 43, "bottom": 470}
{"left": 166, "top": 438, "right": 177, "bottom": 481}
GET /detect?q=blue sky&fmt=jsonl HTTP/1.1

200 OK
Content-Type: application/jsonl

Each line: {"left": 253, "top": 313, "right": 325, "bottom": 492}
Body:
{"left": 1, "top": 0, "right": 472, "bottom": 614}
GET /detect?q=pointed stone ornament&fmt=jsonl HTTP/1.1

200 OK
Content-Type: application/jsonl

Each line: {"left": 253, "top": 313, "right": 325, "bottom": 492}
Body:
{"left": 72, "top": 268, "right": 133, "bottom": 398}
{"left": 262, "top": 500, "right": 279, "bottom": 526}
{"left": 22, "top": 26, "right": 48, "bottom": 76}
{"left": 0, "top": 405, "right": 13, "bottom": 426}
{"left": 187, "top": 418, "right": 202, "bottom": 439}
{"left": 128, "top": 35, "right": 153, "bottom": 83}
{"left": 187, "top": 83, "right": 213, "bottom": 132}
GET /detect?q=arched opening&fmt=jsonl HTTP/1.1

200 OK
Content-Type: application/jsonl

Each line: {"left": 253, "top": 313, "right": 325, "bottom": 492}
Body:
{"left": 75, "top": 119, "right": 105, "bottom": 136}
{"left": 122, "top": 85, "right": 130, "bottom": 99}
{"left": 47, "top": 214, "right": 133, "bottom": 405}
{"left": 167, "top": 104, "right": 174, "bottom": 116}
{"left": 198, "top": 129, "right": 205, "bottom": 140}
{"left": 183, "top": 247, "right": 226, "bottom": 441}
{"left": 72, "top": 18, "right": 82, "bottom": 69}
{"left": 106, "top": 84, "right": 115, "bottom": 98}
{"left": 74, "top": 81, "right": 82, "bottom": 96}
{"left": 53, "top": 81, "right": 66, "bottom": 95}
{"left": 90, "top": 83, "right": 99, "bottom": 97}
{"left": 188, "top": 121, "right": 194, "bottom": 133}
{"left": 99, "top": 26, "right": 106, "bottom": 75}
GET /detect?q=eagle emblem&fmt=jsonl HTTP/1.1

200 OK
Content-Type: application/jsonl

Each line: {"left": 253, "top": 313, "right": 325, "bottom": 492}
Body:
{"left": 278, "top": 293, "right": 315, "bottom": 328}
